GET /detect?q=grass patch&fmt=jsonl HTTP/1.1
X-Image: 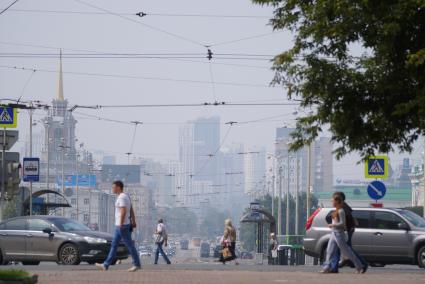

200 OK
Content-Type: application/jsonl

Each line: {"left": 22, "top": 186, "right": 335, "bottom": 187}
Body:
{"left": 0, "top": 269, "right": 30, "bottom": 281}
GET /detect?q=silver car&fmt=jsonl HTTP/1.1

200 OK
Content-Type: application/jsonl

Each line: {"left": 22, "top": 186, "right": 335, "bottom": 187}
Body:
{"left": 0, "top": 216, "right": 128, "bottom": 265}
{"left": 303, "top": 207, "right": 425, "bottom": 268}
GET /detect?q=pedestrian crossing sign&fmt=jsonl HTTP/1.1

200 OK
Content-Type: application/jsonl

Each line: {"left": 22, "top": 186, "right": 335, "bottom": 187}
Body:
{"left": 365, "top": 156, "right": 388, "bottom": 179}
{"left": 0, "top": 107, "right": 17, "bottom": 128}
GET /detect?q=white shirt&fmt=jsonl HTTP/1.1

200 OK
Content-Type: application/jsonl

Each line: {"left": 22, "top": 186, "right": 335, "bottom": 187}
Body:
{"left": 157, "top": 223, "right": 165, "bottom": 234}
{"left": 115, "top": 193, "right": 131, "bottom": 226}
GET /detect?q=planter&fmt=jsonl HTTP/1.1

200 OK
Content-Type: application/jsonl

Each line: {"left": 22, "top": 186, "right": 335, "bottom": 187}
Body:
{"left": 0, "top": 270, "right": 38, "bottom": 284}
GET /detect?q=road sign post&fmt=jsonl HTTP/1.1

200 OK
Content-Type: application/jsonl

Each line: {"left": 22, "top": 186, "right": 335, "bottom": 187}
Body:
{"left": 0, "top": 107, "right": 17, "bottom": 129}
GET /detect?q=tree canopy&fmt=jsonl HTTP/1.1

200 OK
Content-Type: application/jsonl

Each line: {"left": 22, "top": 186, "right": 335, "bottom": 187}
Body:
{"left": 253, "top": 0, "right": 425, "bottom": 158}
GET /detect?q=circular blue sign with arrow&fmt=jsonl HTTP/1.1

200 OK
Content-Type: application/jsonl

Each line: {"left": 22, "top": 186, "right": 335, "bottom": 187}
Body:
{"left": 367, "top": 181, "right": 386, "bottom": 200}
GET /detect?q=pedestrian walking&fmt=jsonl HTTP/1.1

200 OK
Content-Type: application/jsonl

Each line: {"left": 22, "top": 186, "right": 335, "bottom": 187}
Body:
{"left": 219, "top": 219, "right": 239, "bottom": 265}
{"left": 96, "top": 180, "right": 141, "bottom": 272}
{"left": 154, "top": 219, "right": 171, "bottom": 265}
{"left": 329, "top": 192, "right": 368, "bottom": 273}
{"left": 320, "top": 195, "right": 366, "bottom": 274}
{"left": 268, "top": 233, "right": 278, "bottom": 265}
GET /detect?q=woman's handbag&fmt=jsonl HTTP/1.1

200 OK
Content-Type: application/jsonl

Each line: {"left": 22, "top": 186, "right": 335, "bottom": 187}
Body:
{"left": 222, "top": 247, "right": 232, "bottom": 259}
{"left": 271, "top": 249, "right": 278, "bottom": 258}
{"left": 155, "top": 233, "right": 164, "bottom": 244}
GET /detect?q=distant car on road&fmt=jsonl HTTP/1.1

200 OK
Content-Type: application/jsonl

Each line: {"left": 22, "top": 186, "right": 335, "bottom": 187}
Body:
{"left": 240, "top": 251, "right": 254, "bottom": 259}
{"left": 213, "top": 244, "right": 221, "bottom": 258}
{"left": 180, "top": 239, "right": 189, "bottom": 250}
{"left": 200, "top": 242, "right": 210, "bottom": 258}
{"left": 303, "top": 207, "right": 425, "bottom": 268}
{"left": 0, "top": 216, "right": 128, "bottom": 265}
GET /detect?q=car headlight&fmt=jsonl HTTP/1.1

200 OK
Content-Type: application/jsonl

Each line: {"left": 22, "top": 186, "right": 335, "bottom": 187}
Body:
{"left": 83, "top": 236, "right": 107, "bottom": 244}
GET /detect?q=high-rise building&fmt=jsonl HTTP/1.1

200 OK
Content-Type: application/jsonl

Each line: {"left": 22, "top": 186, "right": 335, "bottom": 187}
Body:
{"left": 243, "top": 146, "right": 266, "bottom": 196}
{"left": 274, "top": 127, "right": 333, "bottom": 194}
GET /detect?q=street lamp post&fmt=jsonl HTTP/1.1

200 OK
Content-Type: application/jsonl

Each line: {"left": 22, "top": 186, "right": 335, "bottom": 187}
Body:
{"left": 286, "top": 155, "right": 290, "bottom": 237}
{"left": 277, "top": 166, "right": 283, "bottom": 235}
{"left": 295, "top": 153, "right": 300, "bottom": 235}
{"left": 29, "top": 102, "right": 33, "bottom": 216}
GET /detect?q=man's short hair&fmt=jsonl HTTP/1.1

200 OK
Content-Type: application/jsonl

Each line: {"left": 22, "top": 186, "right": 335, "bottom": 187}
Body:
{"left": 333, "top": 191, "right": 346, "bottom": 201}
{"left": 113, "top": 180, "right": 124, "bottom": 190}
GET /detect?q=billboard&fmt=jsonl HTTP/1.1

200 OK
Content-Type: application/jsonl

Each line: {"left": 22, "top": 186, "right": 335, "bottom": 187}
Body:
{"left": 101, "top": 165, "right": 141, "bottom": 184}
{"left": 56, "top": 174, "right": 97, "bottom": 187}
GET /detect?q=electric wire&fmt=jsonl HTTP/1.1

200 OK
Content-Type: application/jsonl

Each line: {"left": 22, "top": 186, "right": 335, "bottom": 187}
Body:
{"left": 0, "top": 0, "right": 19, "bottom": 16}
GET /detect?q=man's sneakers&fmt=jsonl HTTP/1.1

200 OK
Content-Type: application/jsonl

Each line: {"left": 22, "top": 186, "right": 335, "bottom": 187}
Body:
{"left": 127, "top": 266, "right": 141, "bottom": 272}
{"left": 95, "top": 263, "right": 141, "bottom": 272}
{"left": 95, "top": 263, "right": 107, "bottom": 271}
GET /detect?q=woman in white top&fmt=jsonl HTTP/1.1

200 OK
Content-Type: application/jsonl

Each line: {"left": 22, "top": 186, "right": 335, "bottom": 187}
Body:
{"left": 154, "top": 219, "right": 171, "bottom": 265}
{"left": 320, "top": 195, "right": 365, "bottom": 274}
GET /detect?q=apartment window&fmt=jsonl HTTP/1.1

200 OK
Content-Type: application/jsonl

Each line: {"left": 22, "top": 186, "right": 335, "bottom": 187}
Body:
{"left": 83, "top": 214, "right": 89, "bottom": 222}
{"left": 71, "top": 213, "right": 77, "bottom": 220}
{"left": 84, "top": 198, "right": 90, "bottom": 205}
{"left": 71, "top": 198, "right": 76, "bottom": 205}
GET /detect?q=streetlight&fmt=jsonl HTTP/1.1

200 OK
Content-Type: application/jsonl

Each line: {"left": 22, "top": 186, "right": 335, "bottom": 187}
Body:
{"left": 58, "top": 141, "right": 70, "bottom": 216}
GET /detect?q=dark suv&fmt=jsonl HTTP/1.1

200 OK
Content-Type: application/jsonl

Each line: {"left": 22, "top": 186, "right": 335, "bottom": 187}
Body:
{"left": 0, "top": 216, "right": 128, "bottom": 265}
{"left": 304, "top": 207, "right": 425, "bottom": 268}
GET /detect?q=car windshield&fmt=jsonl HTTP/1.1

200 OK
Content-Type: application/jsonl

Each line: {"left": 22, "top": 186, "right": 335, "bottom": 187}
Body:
{"left": 399, "top": 210, "right": 425, "bottom": 228}
{"left": 50, "top": 218, "right": 91, "bottom": 232}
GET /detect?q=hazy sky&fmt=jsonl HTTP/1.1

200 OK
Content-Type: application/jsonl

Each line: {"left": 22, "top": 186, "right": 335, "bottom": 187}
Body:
{"left": 0, "top": 0, "right": 421, "bottom": 180}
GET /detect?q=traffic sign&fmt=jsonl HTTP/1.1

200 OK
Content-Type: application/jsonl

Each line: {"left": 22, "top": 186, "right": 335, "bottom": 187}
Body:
{"left": 367, "top": 181, "right": 386, "bottom": 200}
{"left": 23, "top": 158, "right": 40, "bottom": 182}
{"left": 0, "top": 107, "right": 17, "bottom": 128}
{"left": 365, "top": 156, "right": 388, "bottom": 179}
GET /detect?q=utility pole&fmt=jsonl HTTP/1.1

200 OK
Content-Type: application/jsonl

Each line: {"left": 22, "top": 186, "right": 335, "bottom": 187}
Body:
{"left": 286, "top": 155, "right": 290, "bottom": 237}
{"left": 0, "top": 127, "right": 5, "bottom": 221}
{"left": 75, "top": 152, "right": 79, "bottom": 221}
{"left": 46, "top": 121, "right": 50, "bottom": 208}
{"left": 271, "top": 155, "right": 276, "bottom": 217}
{"left": 307, "top": 143, "right": 312, "bottom": 218}
{"left": 295, "top": 153, "right": 300, "bottom": 235}
{"left": 29, "top": 102, "right": 33, "bottom": 216}
{"left": 277, "top": 166, "right": 282, "bottom": 235}
{"left": 423, "top": 136, "right": 425, "bottom": 218}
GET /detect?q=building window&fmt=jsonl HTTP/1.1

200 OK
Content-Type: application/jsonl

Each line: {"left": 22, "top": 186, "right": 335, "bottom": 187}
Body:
{"left": 71, "top": 198, "right": 76, "bottom": 205}
{"left": 71, "top": 213, "right": 77, "bottom": 220}
{"left": 84, "top": 198, "right": 89, "bottom": 205}
{"left": 83, "top": 214, "right": 89, "bottom": 222}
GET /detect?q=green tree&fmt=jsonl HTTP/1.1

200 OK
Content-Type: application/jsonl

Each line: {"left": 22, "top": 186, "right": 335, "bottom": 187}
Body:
{"left": 253, "top": 0, "right": 425, "bottom": 159}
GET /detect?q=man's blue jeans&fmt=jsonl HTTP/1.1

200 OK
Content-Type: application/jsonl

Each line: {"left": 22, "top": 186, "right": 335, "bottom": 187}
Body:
{"left": 104, "top": 225, "right": 141, "bottom": 269}
{"left": 330, "top": 230, "right": 367, "bottom": 272}
{"left": 154, "top": 241, "right": 171, "bottom": 264}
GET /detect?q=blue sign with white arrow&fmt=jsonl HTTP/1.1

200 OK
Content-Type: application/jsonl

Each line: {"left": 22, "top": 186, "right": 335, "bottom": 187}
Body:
{"left": 367, "top": 181, "right": 386, "bottom": 200}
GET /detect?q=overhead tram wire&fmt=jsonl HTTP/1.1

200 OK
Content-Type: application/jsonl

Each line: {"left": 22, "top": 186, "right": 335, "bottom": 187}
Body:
{"left": 0, "top": 0, "right": 19, "bottom": 16}
{"left": 73, "top": 0, "right": 206, "bottom": 48}
{"left": 8, "top": 9, "right": 270, "bottom": 19}
{"left": 0, "top": 65, "right": 275, "bottom": 88}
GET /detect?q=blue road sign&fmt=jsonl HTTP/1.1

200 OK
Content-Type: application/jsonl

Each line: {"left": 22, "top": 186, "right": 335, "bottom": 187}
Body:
{"left": 367, "top": 181, "right": 386, "bottom": 200}
{"left": 23, "top": 157, "right": 40, "bottom": 182}
{"left": 56, "top": 174, "right": 97, "bottom": 187}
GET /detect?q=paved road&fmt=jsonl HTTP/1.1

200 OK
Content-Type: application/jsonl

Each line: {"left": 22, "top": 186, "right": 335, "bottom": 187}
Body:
{"left": 1, "top": 263, "right": 423, "bottom": 284}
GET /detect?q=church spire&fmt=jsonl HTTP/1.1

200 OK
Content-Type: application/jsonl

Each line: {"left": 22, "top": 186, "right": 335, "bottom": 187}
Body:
{"left": 57, "top": 49, "right": 64, "bottom": 101}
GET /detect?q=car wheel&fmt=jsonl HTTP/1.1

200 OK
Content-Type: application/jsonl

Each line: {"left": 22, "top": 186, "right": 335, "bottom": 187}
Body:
{"left": 417, "top": 246, "right": 425, "bottom": 268}
{"left": 22, "top": 261, "right": 40, "bottom": 265}
{"left": 59, "top": 244, "right": 81, "bottom": 265}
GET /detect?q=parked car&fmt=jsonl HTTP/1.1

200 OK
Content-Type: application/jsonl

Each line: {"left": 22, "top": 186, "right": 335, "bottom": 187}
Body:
{"left": 200, "top": 242, "right": 210, "bottom": 258}
{"left": 303, "top": 207, "right": 425, "bottom": 268}
{"left": 0, "top": 216, "right": 129, "bottom": 265}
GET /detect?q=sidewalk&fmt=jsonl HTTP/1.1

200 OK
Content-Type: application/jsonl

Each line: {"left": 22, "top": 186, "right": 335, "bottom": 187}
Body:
{"left": 37, "top": 269, "right": 423, "bottom": 284}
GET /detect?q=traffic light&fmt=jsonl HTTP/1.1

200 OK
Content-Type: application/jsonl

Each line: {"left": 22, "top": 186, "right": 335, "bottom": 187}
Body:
{"left": 5, "top": 160, "right": 21, "bottom": 199}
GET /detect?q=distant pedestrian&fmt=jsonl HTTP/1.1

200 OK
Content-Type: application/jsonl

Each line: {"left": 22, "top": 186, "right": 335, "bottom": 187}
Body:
{"left": 96, "top": 180, "right": 141, "bottom": 272}
{"left": 154, "top": 219, "right": 171, "bottom": 265}
{"left": 268, "top": 233, "right": 278, "bottom": 265}
{"left": 219, "top": 219, "right": 239, "bottom": 265}
{"left": 320, "top": 195, "right": 365, "bottom": 274}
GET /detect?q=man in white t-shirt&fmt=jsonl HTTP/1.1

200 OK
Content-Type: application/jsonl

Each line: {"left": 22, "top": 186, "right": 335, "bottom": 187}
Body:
{"left": 154, "top": 219, "right": 171, "bottom": 265}
{"left": 96, "top": 181, "right": 141, "bottom": 272}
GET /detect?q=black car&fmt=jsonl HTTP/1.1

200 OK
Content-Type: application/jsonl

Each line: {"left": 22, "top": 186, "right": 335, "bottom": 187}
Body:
{"left": 0, "top": 216, "right": 129, "bottom": 265}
